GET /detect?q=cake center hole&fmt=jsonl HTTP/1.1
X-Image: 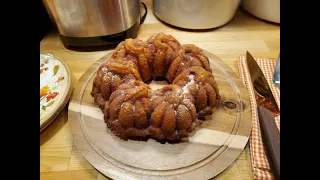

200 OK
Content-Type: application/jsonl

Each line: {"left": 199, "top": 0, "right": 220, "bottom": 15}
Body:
{"left": 148, "top": 77, "right": 169, "bottom": 91}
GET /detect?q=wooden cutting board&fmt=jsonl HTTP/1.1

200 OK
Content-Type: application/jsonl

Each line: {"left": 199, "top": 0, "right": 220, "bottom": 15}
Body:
{"left": 68, "top": 50, "right": 252, "bottom": 180}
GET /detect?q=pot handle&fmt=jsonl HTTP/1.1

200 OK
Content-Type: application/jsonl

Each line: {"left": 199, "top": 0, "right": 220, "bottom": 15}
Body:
{"left": 140, "top": 2, "right": 147, "bottom": 25}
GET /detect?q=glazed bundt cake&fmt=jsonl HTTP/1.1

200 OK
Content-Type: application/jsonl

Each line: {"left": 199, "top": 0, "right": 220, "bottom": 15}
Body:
{"left": 146, "top": 32, "right": 181, "bottom": 78}
{"left": 91, "top": 32, "right": 221, "bottom": 142}
{"left": 91, "top": 59, "right": 141, "bottom": 109}
{"left": 103, "top": 80, "right": 152, "bottom": 139}
{"left": 166, "top": 44, "right": 212, "bottom": 82}
{"left": 148, "top": 85, "right": 198, "bottom": 141}
{"left": 111, "top": 38, "right": 152, "bottom": 81}
{"left": 173, "top": 66, "right": 220, "bottom": 117}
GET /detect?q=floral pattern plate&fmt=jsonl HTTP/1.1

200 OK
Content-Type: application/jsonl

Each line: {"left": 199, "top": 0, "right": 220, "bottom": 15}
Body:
{"left": 40, "top": 53, "right": 71, "bottom": 132}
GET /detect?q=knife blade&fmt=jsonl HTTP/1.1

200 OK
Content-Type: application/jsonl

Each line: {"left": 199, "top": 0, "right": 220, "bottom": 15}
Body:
{"left": 273, "top": 54, "right": 280, "bottom": 87}
{"left": 246, "top": 51, "right": 280, "bottom": 180}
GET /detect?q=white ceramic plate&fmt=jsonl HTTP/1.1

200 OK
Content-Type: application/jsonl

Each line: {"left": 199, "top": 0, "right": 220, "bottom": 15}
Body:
{"left": 40, "top": 53, "right": 71, "bottom": 132}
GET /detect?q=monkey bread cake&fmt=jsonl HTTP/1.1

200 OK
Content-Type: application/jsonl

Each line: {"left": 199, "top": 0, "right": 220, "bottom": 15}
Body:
{"left": 91, "top": 32, "right": 220, "bottom": 142}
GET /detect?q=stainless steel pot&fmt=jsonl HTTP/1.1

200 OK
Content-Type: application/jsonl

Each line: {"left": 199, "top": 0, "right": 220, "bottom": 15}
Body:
{"left": 152, "top": 0, "right": 241, "bottom": 29}
{"left": 42, "top": 0, "right": 147, "bottom": 48}
{"left": 43, "top": 0, "right": 142, "bottom": 38}
{"left": 241, "top": 0, "right": 280, "bottom": 24}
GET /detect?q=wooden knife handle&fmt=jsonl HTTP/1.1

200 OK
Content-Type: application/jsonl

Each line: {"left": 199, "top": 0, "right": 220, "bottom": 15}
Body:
{"left": 257, "top": 106, "right": 280, "bottom": 180}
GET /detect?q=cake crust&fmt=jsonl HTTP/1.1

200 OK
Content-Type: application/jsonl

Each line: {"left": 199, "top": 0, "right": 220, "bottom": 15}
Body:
{"left": 91, "top": 33, "right": 220, "bottom": 142}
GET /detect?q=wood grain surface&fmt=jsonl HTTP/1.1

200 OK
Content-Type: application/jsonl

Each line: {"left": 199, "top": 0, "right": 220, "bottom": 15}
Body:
{"left": 40, "top": 0, "right": 280, "bottom": 179}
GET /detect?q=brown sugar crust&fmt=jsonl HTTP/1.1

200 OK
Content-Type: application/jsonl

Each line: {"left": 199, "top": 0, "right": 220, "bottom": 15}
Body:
{"left": 146, "top": 32, "right": 181, "bottom": 77}
{"left": 166, "top": 44, "right": 212, "bottom": 82}
{"left": 91, "top": 33, "right": 220, "bottom": 142}
{"left": 173, "top": 66, "right": 221, "bottom": 117}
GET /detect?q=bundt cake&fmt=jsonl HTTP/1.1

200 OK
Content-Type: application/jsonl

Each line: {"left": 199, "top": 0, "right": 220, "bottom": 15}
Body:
{"left": 173, "top": 66, "right": 220, "bottom": 117}
{"left": 91, "top": 32, "right": 221, "bottom": 142}
{"left": 111, "top": 38, "right": 152, "bottom": 82}
{"left": 166, "top": 44, "right": 212, "bottom": 82}
{"left": 148, "top": 85, "right": 198, "bottom": 141}
{"left": 91, "top": 59, "right": 141, "bottom": 109}
{"left": 146, "top": 32, "right": 181, "bottom": 77}
{"left": 103, "top": 80, "right": 152, "bottom": 139}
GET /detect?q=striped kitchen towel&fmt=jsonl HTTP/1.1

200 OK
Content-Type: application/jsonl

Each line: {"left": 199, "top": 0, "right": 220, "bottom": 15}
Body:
{"left": 238, "top": 56, "right": 280, "bottom": 180}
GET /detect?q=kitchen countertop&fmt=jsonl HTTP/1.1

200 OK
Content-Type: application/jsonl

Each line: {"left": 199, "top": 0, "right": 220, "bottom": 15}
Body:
{"left": 40, "top": 0, "right": 280, "bottom": 179}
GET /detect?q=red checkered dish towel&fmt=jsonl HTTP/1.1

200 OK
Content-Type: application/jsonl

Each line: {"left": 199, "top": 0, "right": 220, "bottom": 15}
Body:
{"left": 238, "top": 56, "right": 280, "bottom": 180}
